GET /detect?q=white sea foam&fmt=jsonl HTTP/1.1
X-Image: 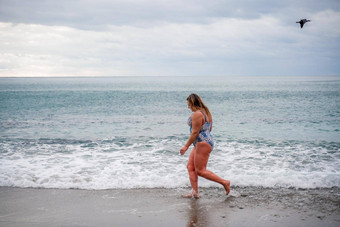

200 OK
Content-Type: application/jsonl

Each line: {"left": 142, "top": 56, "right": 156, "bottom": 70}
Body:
{"left": 1, "top": 76, "right": 339, "bottom": 190}
{"left": 0, "top": 137, "right": 339, "bottom": 190}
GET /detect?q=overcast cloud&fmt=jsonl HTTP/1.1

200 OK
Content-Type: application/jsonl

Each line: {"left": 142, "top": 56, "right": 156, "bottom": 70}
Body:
{"left": 0, "top": 0, "right": 339, "bottom": 77}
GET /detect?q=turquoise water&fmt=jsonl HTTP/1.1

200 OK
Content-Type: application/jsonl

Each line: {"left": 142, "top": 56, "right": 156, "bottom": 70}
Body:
{"left": 0, "top": 76, "right": 339, "bottom": 189}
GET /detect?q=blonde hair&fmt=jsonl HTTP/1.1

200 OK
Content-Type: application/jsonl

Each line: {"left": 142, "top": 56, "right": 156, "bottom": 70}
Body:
{"left": 186, "top": 93, "right": 211, "bottom": 118}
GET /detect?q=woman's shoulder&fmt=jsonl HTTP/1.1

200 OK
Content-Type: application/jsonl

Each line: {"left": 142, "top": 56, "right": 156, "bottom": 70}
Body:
{"left": 192, "top": 110, "right": 203, "bottom": 115}
{"left": 191, "top": 111, "right": 203, "bottom": 118}
{"left": 196, "top": 110, "right": 213, "bottom": 122}
{"left": 192, "top": 110, "right": 208, "bottom": 119}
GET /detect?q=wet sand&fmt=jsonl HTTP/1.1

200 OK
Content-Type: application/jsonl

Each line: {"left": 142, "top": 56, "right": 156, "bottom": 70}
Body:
{"left": 0, "top": 186, "right": 339, "bottom": 227}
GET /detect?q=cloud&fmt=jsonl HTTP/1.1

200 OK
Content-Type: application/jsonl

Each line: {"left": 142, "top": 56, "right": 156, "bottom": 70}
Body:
{"left": 0, "top": 0, "right": 339, "bottom": 76}
{"left": 1, "top": 8, "right": 339, "bottom": 77}
{"left": 1, "top": 0, "right": 339, "bottom": 28}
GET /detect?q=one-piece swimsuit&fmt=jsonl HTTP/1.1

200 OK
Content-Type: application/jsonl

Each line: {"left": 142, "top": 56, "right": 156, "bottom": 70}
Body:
{"left": 187, "top": 111, "right": 214, "bottom": 149}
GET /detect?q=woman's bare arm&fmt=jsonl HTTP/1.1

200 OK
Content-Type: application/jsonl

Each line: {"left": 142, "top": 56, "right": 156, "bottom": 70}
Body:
{"left": 180, "top": 112, "right": 202, "bottom": 155}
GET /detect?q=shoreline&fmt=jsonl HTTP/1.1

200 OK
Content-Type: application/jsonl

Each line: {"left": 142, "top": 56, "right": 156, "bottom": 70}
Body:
{"left": 0, "top": 186, "right": 339, "bottom": 227}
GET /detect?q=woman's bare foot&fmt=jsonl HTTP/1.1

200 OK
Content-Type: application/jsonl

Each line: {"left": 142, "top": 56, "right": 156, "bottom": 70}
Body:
{"left": 182, "top": 190, "right": 199, "bottom": 198}
{"left": 222, "top": 180, "right": 230, "bottom": 195}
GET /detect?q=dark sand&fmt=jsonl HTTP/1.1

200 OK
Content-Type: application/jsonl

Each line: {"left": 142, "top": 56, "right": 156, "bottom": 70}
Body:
{"left": 0, "top": 186, "right": 339, "bottom": 227}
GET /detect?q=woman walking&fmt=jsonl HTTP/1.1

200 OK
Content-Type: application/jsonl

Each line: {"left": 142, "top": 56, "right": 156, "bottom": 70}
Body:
{"left": 180, "top": 94, "right": 230, "bottom": 198}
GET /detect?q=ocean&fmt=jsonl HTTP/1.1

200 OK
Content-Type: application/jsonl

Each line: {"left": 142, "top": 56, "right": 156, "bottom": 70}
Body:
{"left": 0, "top": 76, "right": 339, "bottom": 190}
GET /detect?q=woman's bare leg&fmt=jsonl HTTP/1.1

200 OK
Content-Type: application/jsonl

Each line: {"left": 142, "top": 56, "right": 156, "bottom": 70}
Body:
{"left": 195, "top": 142, "right": 230, "bottom": 195}
{"left": 184, "top": 147, "right": 199, "bottom": 198}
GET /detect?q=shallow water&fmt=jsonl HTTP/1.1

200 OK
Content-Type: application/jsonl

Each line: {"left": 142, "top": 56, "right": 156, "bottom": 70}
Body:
{"left": 0, "top": 76, "right": 339, "bottom": 189}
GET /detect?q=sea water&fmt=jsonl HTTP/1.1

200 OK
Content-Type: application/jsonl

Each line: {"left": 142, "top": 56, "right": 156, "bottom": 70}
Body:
{"left": 0, "top": 76, "right": 339, "bottom": 189}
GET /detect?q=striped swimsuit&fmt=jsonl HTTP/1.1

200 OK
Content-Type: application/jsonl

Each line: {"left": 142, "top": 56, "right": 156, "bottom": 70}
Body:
{"left": 187, "top": 111, "right": 214, "bottom": 150}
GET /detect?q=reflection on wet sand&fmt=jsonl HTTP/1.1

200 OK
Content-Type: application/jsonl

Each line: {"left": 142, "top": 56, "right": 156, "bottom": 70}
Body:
{"left": 180, "top": 187, "right": 340, "bottom": 227}
{"left": 186, "top": 198, "right": 229, "bottom": 227}
{"left": 186, "top": 199, "right": 206, "bottom": 227}
{"left": 183, "top": 190, "right": 233, "bottom": 227}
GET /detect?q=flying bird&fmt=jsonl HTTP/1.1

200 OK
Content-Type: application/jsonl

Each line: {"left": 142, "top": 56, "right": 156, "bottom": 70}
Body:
{"left": 296, "top": 19, "right": 311, "bottom": 28}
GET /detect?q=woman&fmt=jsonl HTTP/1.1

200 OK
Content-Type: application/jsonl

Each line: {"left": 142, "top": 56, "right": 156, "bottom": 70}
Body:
{"left": 180, "top": 94, "right": 230, "bottom": 198}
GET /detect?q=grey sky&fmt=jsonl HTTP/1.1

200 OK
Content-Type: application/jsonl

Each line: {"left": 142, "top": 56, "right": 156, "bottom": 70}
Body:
{"left": 0, "top": 0, "right": 339, "bottom": 77}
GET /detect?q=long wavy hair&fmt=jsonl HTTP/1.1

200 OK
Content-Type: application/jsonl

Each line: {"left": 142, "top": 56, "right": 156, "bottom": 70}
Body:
{"left": 187, "top": 93, "right": 211, "bottom": 118}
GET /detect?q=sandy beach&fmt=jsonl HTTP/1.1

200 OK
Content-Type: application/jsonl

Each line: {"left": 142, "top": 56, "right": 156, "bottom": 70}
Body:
{"left": 0, "top": 186, "right": 339, "bottom": 227}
